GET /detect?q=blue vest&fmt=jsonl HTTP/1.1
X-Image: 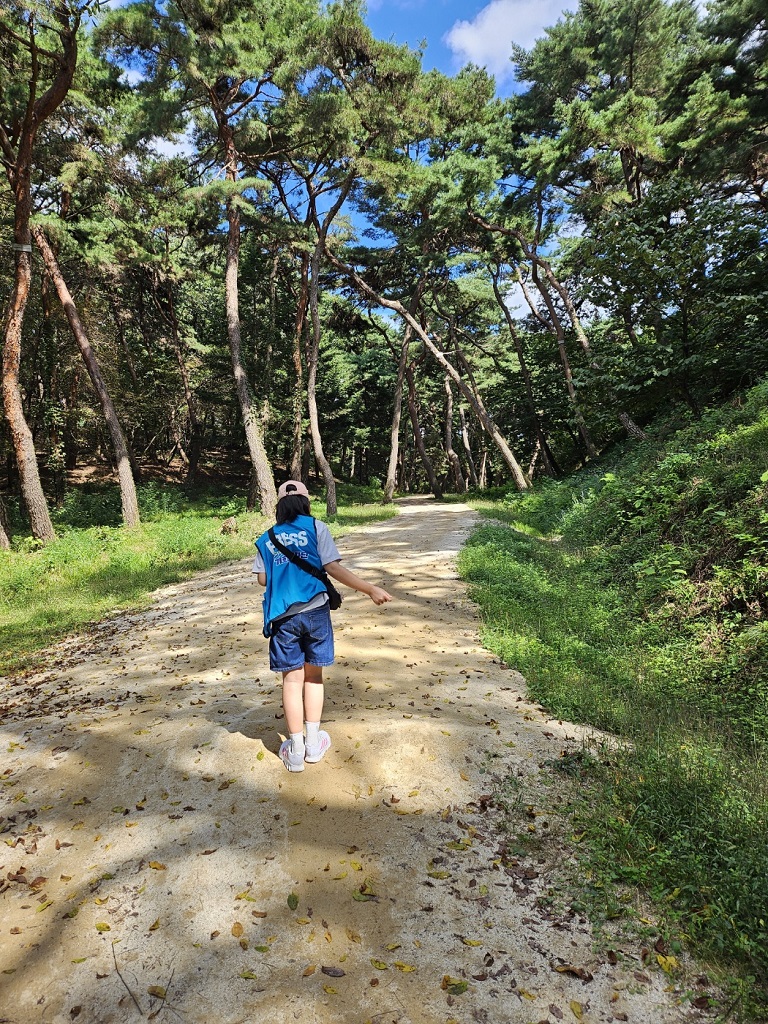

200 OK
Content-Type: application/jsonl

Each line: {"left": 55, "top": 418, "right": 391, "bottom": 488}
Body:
{"left": 255, "top": 515, "right": 327, "bottom": 635}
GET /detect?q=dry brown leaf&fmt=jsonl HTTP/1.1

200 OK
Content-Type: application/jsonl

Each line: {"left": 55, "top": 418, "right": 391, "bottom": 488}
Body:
{"left": 231, "top": 922, "right": 244, "bottom": 938}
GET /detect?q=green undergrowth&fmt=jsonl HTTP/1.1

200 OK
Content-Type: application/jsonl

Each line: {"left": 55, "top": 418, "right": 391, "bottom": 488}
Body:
{"left": 0, "top": 480, "right": 395, "bottom": 676}
{"left": 460, "top": 382, "right": 768, "bottom": 1018}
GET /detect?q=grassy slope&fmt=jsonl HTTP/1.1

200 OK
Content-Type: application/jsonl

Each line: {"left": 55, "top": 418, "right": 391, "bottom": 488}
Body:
{"left": 0, "top": 482, "right": 396, "bottom": 675}
{"left": 459, "top": 382, "right": 768, "bottom": 1015}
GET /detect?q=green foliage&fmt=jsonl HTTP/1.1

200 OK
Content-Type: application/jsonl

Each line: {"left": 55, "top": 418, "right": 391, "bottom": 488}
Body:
{"left": 459, "top": 381, "right": 768, "bottom": 1004}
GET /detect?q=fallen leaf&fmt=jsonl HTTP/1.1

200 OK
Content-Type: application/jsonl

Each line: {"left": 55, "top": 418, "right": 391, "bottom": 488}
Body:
{"left": 252, "top": 910, "right": 267, "bottom": 918}
{"left": 239, "top": 971, "right": 258, "bottom": 980}
{"left": 287, "top": 893, "right": 299, "bottom": 911}
{"left": 346, "top": 928, "right": 361, "bottom": 943}
{"left": 231, "top": 922, "right": 244, "bottom": 938}
{"left": 554, "top": 964, "right": 593, "bottom": 982}
{"left": 148, "top": 862, "right": 166, "bottom": 871}
{"left": 371, "top": 959, "right": 388, "bottom": 970}
{"left": 149, "top": 919, "right": 160, "bottom": 931}
{"left": 323, "top": 985, "right": 337, "bottom": 995}
{"left": 147, "top": 986, "right": 166, "bottom": 1000}
{"left": 322, "top": 966, "right": 346, "bottom": 978}
{"left": 95, "top": 923, "right": 110, "bottom": 932}
{"left": 393, "top": 961, "right": 416, "bottom": 972}
{"left": 461, "top": 938, "right": 483, "bottom": 947}
{"left": 570, "top": 1000, "right": 583, "bottom": 1020}
{"left": 302, "top": 965, "right": 316, "bottom": 977}
{"left": 441, "top": 976, "right": 468, "bottom": 995}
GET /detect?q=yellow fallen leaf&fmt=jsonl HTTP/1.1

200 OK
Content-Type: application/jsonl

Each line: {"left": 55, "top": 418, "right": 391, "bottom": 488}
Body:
{"left": 408, "top": 790, "right": 419, "bottom": 797}
{"left": 350, "top": 861, "right": 363, "bottom": 871}
{"left": 149, "top": 919, "right": 160, "bottom": 931}
{"left": 393, "top": 961, "right": 416, "bottom": 972}
{"left": 231, "top": 922, "right": 244, "bottom": 938}
{"left": 297, "top": 917, "right": 311, "bottom": 925}
{"left": 345, "top": 928, "right": 361, "bottom": 943}
{"left": 657, "top": 954, "right": 679, "bottom": 973}
{"left": 148, "top": 861, "right": 166, "bottom": 871}
{"left": 519, "top": 988, "right": 536, "bottom": 1000}
{"left": 147, "top": 986, "right": 166, "bottom": 1000}
{"left": 570, "top": 1000, "right": 583, "bottom": 1020}
{"left": 461, "top": 938, "right": 483, "bottom": 947}
{"left": 333, "top": 872, "right": 348, "bottom": 880}
{"left": 303, "top": 965, "right": 316, "bottom": 977}
{"left": 256, "top": 750, "right": 264, "bottom": 761}
{"left": 323, "top": 985, "right": 337, "bottom": 994}
{"left": 371, "top": 959, "right": 388, "bottom": 970}
{"left": 240, "top": 971, "right": 258, "bottom": 980}
{"left": 95, "top": 922, "right": 110, "bottom": 932}
{"left": 460, "top": 772, "right": 469, "bottom": 781}
{"left": 385, "top": 943, "right": 401, "bottom": 951}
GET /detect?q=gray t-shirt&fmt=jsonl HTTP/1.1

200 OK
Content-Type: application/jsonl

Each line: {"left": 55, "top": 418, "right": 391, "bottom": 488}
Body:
{"left": 253, "top": 519, "right": 341, "bottom": 621}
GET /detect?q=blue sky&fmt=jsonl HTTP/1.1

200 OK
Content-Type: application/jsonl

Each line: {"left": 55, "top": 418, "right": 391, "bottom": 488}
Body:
{"left": 363, "top": 0, "right": 579, "bottom": 93}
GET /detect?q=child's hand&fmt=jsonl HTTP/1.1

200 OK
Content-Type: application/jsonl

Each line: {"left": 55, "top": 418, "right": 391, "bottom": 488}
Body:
{"left": 369, "top": 586, "right": 393, "bottom": 605}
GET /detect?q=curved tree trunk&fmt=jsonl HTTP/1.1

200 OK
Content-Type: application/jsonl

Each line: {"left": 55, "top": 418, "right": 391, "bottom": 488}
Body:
{"left": 224, "top": 190, "right": 276, "bottom": 518}
{"left": 0, "top": 6, "right": 81, "bottom": 544}
{"left": 531, "top": 265, "right": 599, "bottom": 459}
{"left": 3, "top": 243, "right": 55, "bottom": 542}
{"left": 444, "top": 375, "right": 466, "bottom": 492}
{"left": 325, "top": 249, "right": 530, "bottom": 491}
{"left": 290, "top": 253, "right": 310, "bottom": 481}
{"left": 307, "top": 243, "right": 337, "bottom": 515}
{"left": 458, "top": 405, "right": 479, "bottom": 488}
{"left": 491, "top": 265, "right": 557, "bottom": 478}
{"left": 383, "top": 326, "right": 411, "bottom": 503}
{"left": 32, "top": 226, "right": 140, "bottom": 527}
{"left": 405, "top": 361, "right": 443, "bottom": 500}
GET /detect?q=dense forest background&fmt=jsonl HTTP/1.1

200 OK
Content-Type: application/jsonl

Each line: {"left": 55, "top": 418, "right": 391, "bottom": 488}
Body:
{"left": 1, "top": 0, "right": 765, "bottom": 540}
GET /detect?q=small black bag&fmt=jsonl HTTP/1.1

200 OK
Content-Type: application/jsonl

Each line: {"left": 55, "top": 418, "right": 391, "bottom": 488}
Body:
{"left": 268, "top": 526, "right": 343, "bottom": 610}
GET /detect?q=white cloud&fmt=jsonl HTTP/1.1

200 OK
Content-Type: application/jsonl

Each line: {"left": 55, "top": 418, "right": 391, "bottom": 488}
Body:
{"left": 444, "top": 0, "right": 578, "bottom": 82}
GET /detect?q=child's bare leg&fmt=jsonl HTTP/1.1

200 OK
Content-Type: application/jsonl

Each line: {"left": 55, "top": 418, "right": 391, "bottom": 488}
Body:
{"left": 303, "top": 663, "right": 324, "bottom": 723}
{"left": 282, "top": 668, "right": 306, "bottom": 736}
{"left": 304, "top": 664, "right": 331, "bottom": 762}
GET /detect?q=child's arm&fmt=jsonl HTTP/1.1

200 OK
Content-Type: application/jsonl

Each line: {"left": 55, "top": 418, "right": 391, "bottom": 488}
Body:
{"left": 324, "top": 560, "right": 392, "bottom": 605}
{"left": 256, "top": 572, "right": 266, "bottom": 586}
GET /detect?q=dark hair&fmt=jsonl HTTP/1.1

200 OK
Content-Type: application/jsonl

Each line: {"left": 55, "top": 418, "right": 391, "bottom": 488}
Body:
{"left": 276, "top": 494, "right": 311, "bottom": 524}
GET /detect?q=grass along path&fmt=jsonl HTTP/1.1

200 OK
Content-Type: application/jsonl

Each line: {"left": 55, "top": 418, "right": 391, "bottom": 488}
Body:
{"left": 0, "top": 498, "right": 712, "bottom": 1023}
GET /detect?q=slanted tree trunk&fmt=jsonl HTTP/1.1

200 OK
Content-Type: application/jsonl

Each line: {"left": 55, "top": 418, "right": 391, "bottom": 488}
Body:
{"left": 530, "top": 264, "right": 599, "bottom": 459}
{"left": 443, "top": 375, "right": 466, "bottom": 492}
{"left": 458, "top": 406, "right": 479, "bottom": 488}
{"left": 223, "top": 175, "right": 276, "bottom": 518}
{"left": 326, "top": 250, "right": 530, "bottom": 491}
{"left": 307, "top": 241, "right": 337, "bottom": 515}
{"left": 33, "top": 226, "right": 141, "bottom": 527}
{"left": 0, "top": 7, "right": 82, "bottom": 543}
{"left": 290, "top": 253, "right": 310, "bottom": 481}
{"left": 490, "top": 264, "right": 557, "bottom": 478}
{"left": 405, "top": 360, "right": 442, "bottom": 500}
{"left": 383, "top": 325, "right": 411, "bottom": 503}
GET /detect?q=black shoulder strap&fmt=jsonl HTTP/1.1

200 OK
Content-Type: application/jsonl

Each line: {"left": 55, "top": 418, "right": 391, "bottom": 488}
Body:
{"left": 268, "top": 526, "right": 329, "bottom": 585}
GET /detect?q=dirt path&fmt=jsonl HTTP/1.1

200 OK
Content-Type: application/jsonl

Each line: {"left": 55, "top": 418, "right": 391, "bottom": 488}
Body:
{"left": 1, "top": 499, "right": 708, "bottom": 1024}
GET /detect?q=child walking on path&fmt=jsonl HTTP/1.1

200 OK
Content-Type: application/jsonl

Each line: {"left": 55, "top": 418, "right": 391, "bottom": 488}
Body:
{"left": 254, "top": 481, "right": 393, "bottom": 772}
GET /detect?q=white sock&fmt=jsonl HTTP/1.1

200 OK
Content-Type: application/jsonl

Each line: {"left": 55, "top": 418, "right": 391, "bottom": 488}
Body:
{"left": 305, "top": 721, "right": 320, "bottom": 747}
{"left": 289, "top": 731, "right": 305, "bottom": 756}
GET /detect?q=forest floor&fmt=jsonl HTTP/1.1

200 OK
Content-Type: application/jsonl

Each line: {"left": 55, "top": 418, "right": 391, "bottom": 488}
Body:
{"left": 0, "top": 498, "right": 713, "bottom": 1024}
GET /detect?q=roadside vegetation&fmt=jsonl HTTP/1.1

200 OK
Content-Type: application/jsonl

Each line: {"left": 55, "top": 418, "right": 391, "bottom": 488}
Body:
{"left": 0, "top": 481, "right": 395, "bottom": 675}
{"left": 459, "top": 382, "right": 768, "bottom": 1018}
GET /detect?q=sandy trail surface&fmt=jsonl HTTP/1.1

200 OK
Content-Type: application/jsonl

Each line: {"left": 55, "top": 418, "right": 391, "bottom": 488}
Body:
{"left": 1, "top": 499, "right": 707, "bottom": 1024}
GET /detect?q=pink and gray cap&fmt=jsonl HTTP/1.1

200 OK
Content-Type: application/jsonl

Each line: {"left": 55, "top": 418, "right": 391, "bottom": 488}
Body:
{"left": 277, "top": 480, "right": 310, "bottom": 500}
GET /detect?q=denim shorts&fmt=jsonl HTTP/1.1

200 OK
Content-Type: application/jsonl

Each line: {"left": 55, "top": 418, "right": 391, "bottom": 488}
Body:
{"left": 269, "top": 605, "right": 334, "bottom": 673}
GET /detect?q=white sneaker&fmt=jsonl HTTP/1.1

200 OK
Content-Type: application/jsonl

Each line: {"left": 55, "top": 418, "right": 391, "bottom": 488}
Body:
{"left": 279, "top": 739, "right": 305, "bottom": 772}
{"left": 305, "top": 730, "right": 331, "bottom": 764}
